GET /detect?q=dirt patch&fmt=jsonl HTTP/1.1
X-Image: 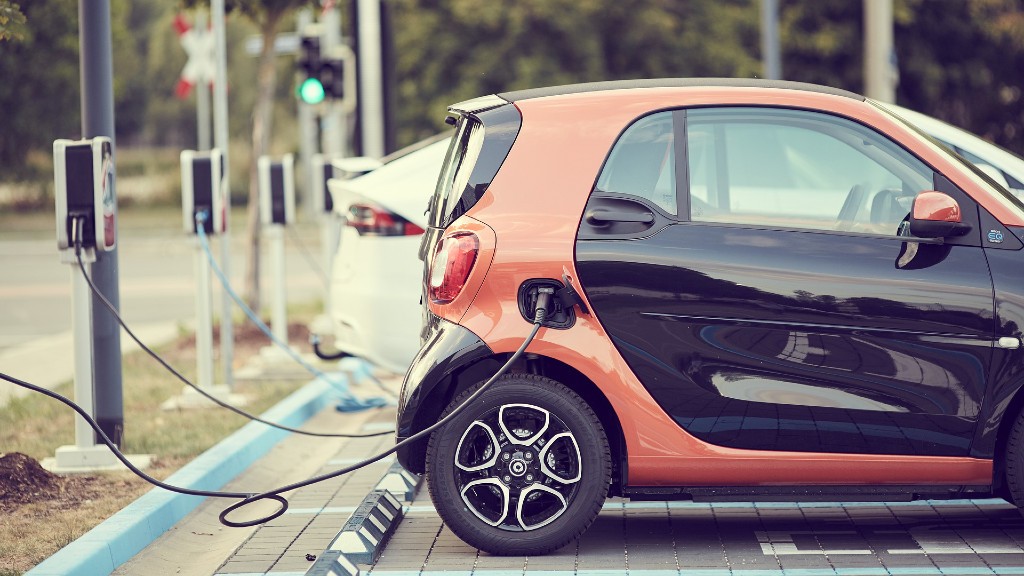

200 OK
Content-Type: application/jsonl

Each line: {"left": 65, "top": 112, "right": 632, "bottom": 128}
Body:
{"left": 0, "top": 452, "right": 138, "bottom": 516}
{"left": 0, "top": 452, "right": 58, "bottom": 506}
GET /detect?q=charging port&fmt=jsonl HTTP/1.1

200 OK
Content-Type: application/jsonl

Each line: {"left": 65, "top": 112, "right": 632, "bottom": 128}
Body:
{"left": 518, "top": 279, "right": 575, "bottom": 329}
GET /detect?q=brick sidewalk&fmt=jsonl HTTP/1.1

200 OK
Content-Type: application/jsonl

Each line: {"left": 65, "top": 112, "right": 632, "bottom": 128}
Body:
{"left": 213, "top": 417, "right": 397, "bottom": 575}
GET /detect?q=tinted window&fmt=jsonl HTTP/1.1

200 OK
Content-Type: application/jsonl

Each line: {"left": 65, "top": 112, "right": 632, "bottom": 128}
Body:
{"left": 686, "top": 107, "right": 933, "bottom": 235}
{"left": 429, "top": 118, "right": 485, "bottom": 229}
{"left": 427, "top": 104, "right": 522, "bottom": 229}
{"left": 595, "top": 112, "right": 676, "bottom": 215}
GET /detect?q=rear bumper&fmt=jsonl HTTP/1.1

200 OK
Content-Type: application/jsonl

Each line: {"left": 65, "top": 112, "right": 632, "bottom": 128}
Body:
{"left": 395, "top": 313, "right": 493, "bottom": 473}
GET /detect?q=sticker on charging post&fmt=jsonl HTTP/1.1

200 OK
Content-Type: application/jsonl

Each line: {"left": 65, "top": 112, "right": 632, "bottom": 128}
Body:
{"left": 100, "top": 141, "right": 116, "bottom": 250}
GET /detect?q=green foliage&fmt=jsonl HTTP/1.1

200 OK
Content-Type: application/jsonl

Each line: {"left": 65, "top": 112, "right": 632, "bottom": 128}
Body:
{"left": 389, "top": 0, "right": 761, "bottom": 146}
{"left": 2, "top": 0, "right": 1024, "bottom": 189}
{"left": 896, "top": 0, "right": 1024, "bottom": 154}
{"left": 0, "top": 1, "right": 79, "bottom": 178}
{"left": 0, "top": 1, "right": 26, "bottom": 42}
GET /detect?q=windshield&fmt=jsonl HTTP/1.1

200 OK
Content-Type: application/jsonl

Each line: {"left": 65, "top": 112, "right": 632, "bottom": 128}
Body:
{"left": 872, "top": 100, "right": 1024, "bottom": 214}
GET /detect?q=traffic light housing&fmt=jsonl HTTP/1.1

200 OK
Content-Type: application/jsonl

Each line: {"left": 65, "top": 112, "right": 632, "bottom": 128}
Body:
{"left": 297, "top": 35, "right": 325, "bottom": 104}
{"left": 297, "top": 34, "right": 346, "bottom": 104}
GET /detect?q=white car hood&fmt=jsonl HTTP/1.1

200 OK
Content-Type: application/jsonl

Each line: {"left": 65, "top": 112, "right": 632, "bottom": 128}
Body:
{"left": 327, "top": 139, "right": 449, "bottom": 229}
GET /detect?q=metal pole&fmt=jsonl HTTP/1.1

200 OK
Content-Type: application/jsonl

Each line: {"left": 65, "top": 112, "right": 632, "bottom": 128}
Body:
{"left": 196, "top": 11, "right": 212, "bottom": 152}
{"left": 864, "top": 0, "right": 896, "bottom": 102}
{"left": 269, "top": 225, "right": 289, "bottom": 345}
{"left": 78, "top": 0, "right": 123, "bottom": 448}
{"left": 298, "top": 10, "right": 317, "bottom": 219}
{"left": 195, "top": 240, "right": 215, "bottom": 390}
{"left": 322, "top": 7, "right": 346, "bottom": 159}
{"left": 356, "top": 0, "right": 385, "bottom": 159}
{"left": 211, "top": 0, "right": 235, "bottom": 387}
{"left": 760, "top": 0, "right": 782, "bottom": 80}
{"left": 320, "top": 6, "right": 346, "bottom": 320}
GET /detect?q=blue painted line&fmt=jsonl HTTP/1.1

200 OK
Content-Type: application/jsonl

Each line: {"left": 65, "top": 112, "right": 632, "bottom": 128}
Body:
{"left": 26, "top": 376, "right": 338, "bottom": 576}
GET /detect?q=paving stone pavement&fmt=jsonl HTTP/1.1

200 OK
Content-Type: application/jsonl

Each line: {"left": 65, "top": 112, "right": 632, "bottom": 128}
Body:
{"left": 364, "top": 496, "right": 1024, "bottom": 576}
{"left": 212, "top": 417, "right": 398, "bottom": 575}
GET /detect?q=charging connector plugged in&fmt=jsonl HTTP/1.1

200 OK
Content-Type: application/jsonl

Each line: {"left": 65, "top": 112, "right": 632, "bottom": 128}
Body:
{"left": 518, "top": 279, "right": 575, "bottom": 329}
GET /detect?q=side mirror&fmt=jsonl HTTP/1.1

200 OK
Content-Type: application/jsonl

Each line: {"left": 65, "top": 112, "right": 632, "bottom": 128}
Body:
{"left": 908, "top": 190, "right": 971, "bottom": 238}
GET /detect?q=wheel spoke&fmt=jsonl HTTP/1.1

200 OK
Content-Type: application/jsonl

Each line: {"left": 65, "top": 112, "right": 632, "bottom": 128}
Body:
{"left": 455, "top": 420, "right": 501, "bottom": 472}
{"left": 498, "top": 403, "right": 550, "bottom": 447}
{"left": 460, "top": 478, "right": 510, "bottom": 527}
{"left": 539, "top": 431, "right": 582, "bottom": 484}
{"left": 516, "top": 483, "right": 568, "bottom": 531}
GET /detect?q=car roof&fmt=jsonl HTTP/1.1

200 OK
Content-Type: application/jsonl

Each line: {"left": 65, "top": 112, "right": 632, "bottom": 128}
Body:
{"left": 497, "top": 78, "right": 865, "bottom": 103}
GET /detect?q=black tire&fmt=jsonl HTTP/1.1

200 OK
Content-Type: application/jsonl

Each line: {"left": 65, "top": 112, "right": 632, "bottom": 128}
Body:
{"left": 1005, "top": 409, "right": 1024, "bottom": 507}
{"left": 426, "top": 373, "right": 611, "bottom": 555}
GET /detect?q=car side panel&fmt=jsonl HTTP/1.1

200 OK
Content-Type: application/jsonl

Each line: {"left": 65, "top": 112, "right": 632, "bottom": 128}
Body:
{"left": 575, "top": 224, "right": 992, "bottom": 456}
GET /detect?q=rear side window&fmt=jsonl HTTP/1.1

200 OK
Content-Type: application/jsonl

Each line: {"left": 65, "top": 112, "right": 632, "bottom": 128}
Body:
{"left": 595, "top": 111, "right": 677, "bottom": 215}
{"left": 430, "top": 119, "right": 484, "bottom": 228}
{"left": 428, "top": 104, "right": 522, "bottom": 229}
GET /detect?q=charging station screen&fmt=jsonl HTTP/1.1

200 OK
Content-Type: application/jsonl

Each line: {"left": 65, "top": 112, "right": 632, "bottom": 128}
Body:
{"left": 192, "top": 158, "right": 214, "bottom": 234}
{"left": 322, "top": 164, "right": 334, "bottom": 213}
{"left": 270, "top": 164, "right": 287, "bottom": 224}
{"left": 66, "top": 145, "right": 96, "bottom": 247}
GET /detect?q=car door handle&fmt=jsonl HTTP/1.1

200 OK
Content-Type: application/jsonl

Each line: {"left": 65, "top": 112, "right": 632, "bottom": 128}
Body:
{"left": 585, "top": 208, "right": 655, "bottom": 225}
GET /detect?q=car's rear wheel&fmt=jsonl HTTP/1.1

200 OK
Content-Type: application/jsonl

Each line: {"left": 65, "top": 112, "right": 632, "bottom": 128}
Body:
{"left": 426, "top": 373, "right": 610, "bottom": 555}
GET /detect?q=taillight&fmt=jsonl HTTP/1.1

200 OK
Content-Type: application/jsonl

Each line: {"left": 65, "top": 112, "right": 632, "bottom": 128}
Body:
{"left": 428, "top": 232, "right": 479, "bottom": 304}
{"left": 347, "top": 202, "right": 425, "bottom": 236}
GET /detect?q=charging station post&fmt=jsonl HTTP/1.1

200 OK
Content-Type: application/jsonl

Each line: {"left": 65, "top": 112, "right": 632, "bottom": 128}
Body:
{"left": 258, "top": 155, "right": 296, "bottom": 353}
{"left": 311, "top": 154, "right": 340, "bottom": 321}
{"left": 170, "top": 149, "right": 247, "bottom": 409}
{"left": 49, "top": 137, "right": 152, "bottom": 472}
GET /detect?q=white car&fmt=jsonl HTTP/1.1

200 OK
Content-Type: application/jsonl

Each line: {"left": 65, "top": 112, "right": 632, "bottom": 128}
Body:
{"left": 324, "top": 105, "right": 1024, "bottom": 376}
{"left": 324, "top": 136, "right": 448, "bottom": 375}
{"left": 886, "top": 103, "right": 1024, "bottom": 198}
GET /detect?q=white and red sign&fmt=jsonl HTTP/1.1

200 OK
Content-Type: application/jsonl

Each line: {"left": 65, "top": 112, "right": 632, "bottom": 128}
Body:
{"left": 174, "top": 14, "right": 215, "bottom": 99}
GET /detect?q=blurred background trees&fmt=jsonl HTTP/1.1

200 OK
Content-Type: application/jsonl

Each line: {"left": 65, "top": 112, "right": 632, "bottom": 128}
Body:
{"left": 1, "top": 0, "right": 1023, "bottom": 206}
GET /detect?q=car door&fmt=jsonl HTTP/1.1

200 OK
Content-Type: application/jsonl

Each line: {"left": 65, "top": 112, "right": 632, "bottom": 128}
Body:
{"left": 575, "top": 107, "right": 995, "bottom": 457}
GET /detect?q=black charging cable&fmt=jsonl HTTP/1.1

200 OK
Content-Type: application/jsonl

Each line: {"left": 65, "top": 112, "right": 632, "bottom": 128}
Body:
{"left": 0, "top": 284, "right": 555, "bottom": 527}
{"left": 70, "top": 214, "right": 389, "bottom": 439}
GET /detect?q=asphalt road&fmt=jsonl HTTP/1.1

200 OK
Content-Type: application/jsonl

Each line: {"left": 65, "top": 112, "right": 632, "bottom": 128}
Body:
{"left": 0, "top": 210, "right": 329, "bottom": 355}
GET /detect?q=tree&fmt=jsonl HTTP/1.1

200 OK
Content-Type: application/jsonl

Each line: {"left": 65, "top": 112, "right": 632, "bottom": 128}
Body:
{"left": 775, "top": 0, "right": 1024, "bottom": 156}
{"left": 0, "top": 1, "right": 26, "bottom": 42}
{"left": 388, "top": 0, "right": 760, "bottom": 147}
{"left": 0, "top": 0, "right": 143, "bottom": 181}
{"left": 0, "top": 1, "right": 80, "bottom": 178}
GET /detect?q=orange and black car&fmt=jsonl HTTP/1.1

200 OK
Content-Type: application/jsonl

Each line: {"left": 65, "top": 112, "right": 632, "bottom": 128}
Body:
{"left": 395, "top": 79, "right": 1024, "bottom": 555}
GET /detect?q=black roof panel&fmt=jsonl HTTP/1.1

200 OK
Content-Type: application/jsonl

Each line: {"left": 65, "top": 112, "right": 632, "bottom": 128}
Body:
{"left": 498, "top": 78, "right": 864, "bottom": 103}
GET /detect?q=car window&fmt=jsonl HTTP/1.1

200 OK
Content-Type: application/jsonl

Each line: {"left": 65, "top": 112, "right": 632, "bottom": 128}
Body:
{"left": 595, "top": 111, "right": 676, "bottom": 215}
{"left": 686, "top": 107, "right": 933, "bottom": 235}
{"left": 429, "top": 118, "right": 485, "bottom": 229}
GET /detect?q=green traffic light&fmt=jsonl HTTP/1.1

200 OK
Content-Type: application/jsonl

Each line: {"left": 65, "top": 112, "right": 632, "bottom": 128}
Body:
{"left": 298, "top": 77, "right": 326, "bottom": 104}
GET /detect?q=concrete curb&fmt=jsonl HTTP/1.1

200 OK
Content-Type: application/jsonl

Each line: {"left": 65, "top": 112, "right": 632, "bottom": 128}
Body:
{"left": 27, "top": 375, "right": 340, "bottom": 576}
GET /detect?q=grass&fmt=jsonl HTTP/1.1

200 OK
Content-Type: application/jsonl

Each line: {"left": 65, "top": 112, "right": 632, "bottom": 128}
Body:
{"left": 0, "top": 323, "right": 312, "bottom": 575}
